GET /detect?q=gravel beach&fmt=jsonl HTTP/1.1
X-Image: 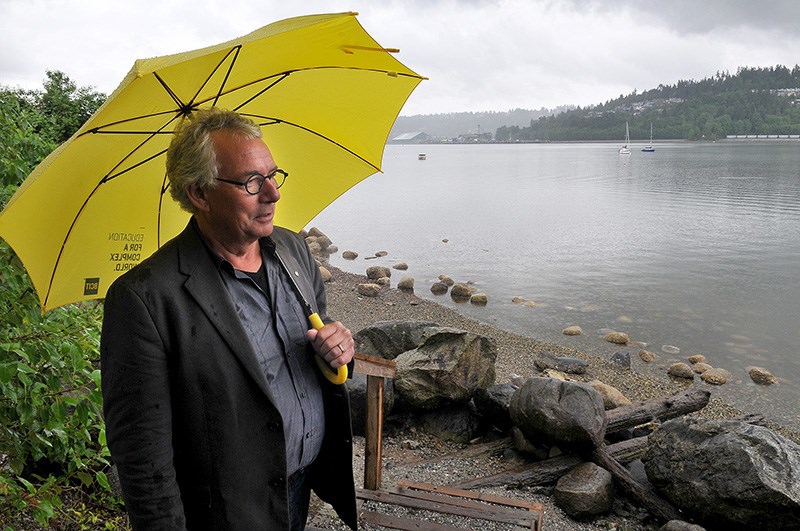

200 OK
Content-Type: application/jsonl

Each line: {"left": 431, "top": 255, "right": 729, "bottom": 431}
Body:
{"left": 306, "top": 265, "right": 800, "bottom": 530}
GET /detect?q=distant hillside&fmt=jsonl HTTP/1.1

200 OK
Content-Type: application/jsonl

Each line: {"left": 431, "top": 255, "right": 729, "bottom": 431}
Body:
{"left": 390, "top": 107, "right": 572, "bottom": 140}
{"left": 390, "top": 66, "right": 800, "bottom": 143}
{"left": 496, "top": 65, "right": 800, "bottom": 142}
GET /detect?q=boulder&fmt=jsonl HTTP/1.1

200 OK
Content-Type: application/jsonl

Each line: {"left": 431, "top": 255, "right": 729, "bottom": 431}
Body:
{"left": 366, "top": 265, "right": 391, "bottom": 280}
{"left": 430, "top": 282, "right": 449, "bottom": 295}
{"left": 643, "top": 417, "right": 800, "bottom": 529}
{"left": 357, "top": 283, "right": 381, "bottom": 297}
{"left": 450, "top": 283, "right": 473, "bottom": 302}
{"left": 603, "top": 331, "right": 629, "bottom": 344}
{"left": 472, "top": 383, "right": 517, "bottom": 432}
{"left": 342, "top": 250, "right": 358, "bottom": 260}
{"left": 562, "top": 325, "right": 582, "bottom": 336}
{"left": 509, "top": 377, "right": 607, "bottom": 449}
{"left": 397, "top": 277, "right": 414, "bottom": 292}
{"left": 699, "top": 367, "right": 731, "bottom": 385}
{"left": 687, "top": 354, "right": 706, "bottom": 364}
{"left": 589, "top": 380, "right": 631, "bottom": 410}
{"left": 420, "top": 406, "right": 481, "bottom": 443}
{"left": 554, "top": 462, "right": 614, "bottom": 518}
{"left": 638, "top": 349, "right": 656, "bottom": 362}
{"left": 307, "top": 226, "right": 327, "bottom": 239}
{"left": 353, "top": 320, "right": 439, "bottom": 360}
{"left": 438, "top": 275, "right": 455, "bottom": 286}
{"left": 691, "top": 362, "right": 712, "bottom": 374}
{"left": 533, "top": 351, "right": 588, "bottom": 375}
{"left": 318, "top": 266, "right": 332, "bottom": 282}
{"left": 469, "top": 293, "right": 488, "bottom": 306}
{"left": 392, "top": 262, "right": 409, "bottom": 270}
{"left": 609, "top": 349, "right": 631, "bottom": 369}
{"left": 394, "top": 327, "right": 497, "bottom": 410}
{"left": 748, "top": 366, "right": 776, "bottom": 385}
{"left": 667, "top": 362, "right": 695, "bottom": 380}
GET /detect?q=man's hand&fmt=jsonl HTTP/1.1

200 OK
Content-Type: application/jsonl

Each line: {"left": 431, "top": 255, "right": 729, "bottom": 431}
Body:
{"left": 306, "top": 321, "right": 353, "bottom": 369}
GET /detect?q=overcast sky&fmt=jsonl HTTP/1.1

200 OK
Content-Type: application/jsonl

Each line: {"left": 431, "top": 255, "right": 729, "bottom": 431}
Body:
{"left": 2, "top": 0, "right": 799, "bottom": 116}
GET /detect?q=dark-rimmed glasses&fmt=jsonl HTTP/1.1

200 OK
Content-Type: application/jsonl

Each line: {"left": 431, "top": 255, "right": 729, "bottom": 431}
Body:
{"left": 216, "top": 169, "right": 288, "bottom": 195}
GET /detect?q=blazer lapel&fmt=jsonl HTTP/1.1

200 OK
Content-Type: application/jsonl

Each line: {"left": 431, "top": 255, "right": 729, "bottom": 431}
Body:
{"left": 175, "top": 224, "right": 275, "bottom": 402}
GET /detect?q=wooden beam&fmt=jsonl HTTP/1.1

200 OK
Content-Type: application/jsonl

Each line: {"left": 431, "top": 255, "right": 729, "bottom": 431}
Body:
{"left": 352, "top": 352, "right": 396, "bottom": 491}
{"left": 364, "top": 374, "right": 385, "bottom": 490}
{"left": 606, "top": 387, "right": 710, "bottom": 433}
{"left": 592, "top": 445, "right": 683, "bottom": 523}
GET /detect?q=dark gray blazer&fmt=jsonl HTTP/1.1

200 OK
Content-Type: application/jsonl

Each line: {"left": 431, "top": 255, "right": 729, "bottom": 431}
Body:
{"left": 100, "top": 221, "right": 357, "bottom": 530}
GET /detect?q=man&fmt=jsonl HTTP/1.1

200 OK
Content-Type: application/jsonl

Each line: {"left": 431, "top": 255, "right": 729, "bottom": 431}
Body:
{"left": 101, "top": 108, "right": 357, "bottom": 530}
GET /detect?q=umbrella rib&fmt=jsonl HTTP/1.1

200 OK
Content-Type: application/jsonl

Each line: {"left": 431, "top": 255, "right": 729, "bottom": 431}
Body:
{"left": 244, "top": 113, "right": 380, "bottom": 173}
{"left": 210, "top": 47, "right": 241, "bottom": 106}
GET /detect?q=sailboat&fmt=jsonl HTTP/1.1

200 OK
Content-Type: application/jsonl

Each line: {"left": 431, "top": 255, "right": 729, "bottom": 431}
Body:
{"left": 619, "top": 122, "right": 631, "bottom": 155}
{"left": 642, "top": 122, "right": 655, "bottom": 152}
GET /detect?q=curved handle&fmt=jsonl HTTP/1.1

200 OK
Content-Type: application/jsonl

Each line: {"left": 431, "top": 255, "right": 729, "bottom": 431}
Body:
{"left": 309, "top": 313, "right": 348, "bottom": 385}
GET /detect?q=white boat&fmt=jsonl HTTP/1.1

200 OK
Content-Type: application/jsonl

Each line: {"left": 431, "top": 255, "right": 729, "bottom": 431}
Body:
{"left": 418, "top": 153, "right": 427, "bottom": 160}
{"left": 642, "top": 122, "right": 655, "bottom": 152}
{"left": 619, "top": 122, "right": 631, "bottom": 155}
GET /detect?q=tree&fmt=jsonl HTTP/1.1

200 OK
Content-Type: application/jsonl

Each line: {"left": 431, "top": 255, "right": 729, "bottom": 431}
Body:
{"left": 38, "top": 70, "right": 106, "bottom": 144}
{"left": 0, "top": 73, "right": 124, "bottom": 529}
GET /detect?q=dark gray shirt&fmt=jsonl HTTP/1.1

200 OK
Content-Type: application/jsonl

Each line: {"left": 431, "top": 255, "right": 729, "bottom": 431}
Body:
{"left": 206, "top": 235, "right": 325, "bottom": 476}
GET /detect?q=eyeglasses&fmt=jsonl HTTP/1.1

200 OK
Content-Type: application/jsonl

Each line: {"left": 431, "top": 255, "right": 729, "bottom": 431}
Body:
{"left": 215, "top": 169, "right": 288, "bottom": 195}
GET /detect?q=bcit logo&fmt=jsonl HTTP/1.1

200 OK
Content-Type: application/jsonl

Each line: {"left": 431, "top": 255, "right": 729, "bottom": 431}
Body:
{"left": 84, "top": 278, "right": 100, "bottom": 296}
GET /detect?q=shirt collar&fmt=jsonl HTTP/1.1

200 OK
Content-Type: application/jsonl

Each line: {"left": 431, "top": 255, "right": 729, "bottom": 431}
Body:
{"left": 190, "top": 216, "right": 276, "bottom": 274}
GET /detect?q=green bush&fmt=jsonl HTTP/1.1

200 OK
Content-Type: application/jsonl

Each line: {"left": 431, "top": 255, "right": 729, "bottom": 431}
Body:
{"left": 1, "top": 75, "right": 125, "bottom": 529}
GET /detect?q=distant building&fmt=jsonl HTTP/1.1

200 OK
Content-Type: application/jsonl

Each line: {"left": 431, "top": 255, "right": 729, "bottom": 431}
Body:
{"left": 390, "top": 131, "right": 429, "bottom": 144}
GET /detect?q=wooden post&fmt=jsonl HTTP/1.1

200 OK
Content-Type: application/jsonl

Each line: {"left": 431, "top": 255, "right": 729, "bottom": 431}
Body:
{"left": 364, "top": 375, "right": 384, "bottom": 490}
{"left": 354, "top": 353, "right": 397, "bottom": 491}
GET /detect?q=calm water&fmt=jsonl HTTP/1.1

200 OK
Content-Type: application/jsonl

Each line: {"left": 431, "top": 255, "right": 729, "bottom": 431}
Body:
{"left": 308, "top": 142, "right": 800, "bottom": 429}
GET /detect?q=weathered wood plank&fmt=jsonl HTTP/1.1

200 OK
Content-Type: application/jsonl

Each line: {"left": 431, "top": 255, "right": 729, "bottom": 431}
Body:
{"left": 357, "top": 489, "right": 534, "bottom": 527}
{"left": 606, "top": 387, "right": 710, "bottom": 433}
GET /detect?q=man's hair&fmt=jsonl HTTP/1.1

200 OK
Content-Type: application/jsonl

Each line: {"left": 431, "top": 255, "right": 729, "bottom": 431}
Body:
{"left": 166, "top": 107, "right": 263, "bottom": 213}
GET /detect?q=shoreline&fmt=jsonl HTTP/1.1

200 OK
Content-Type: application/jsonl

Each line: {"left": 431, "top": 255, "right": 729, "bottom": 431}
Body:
{"left": 311, "top": 265, "right": 799, "bottom": 529}
{"left": 323, "top": 265, "right": 800, "bottom": 444}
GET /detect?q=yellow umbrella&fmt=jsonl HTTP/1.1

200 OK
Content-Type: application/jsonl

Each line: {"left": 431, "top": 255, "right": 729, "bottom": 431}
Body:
{"left": 0, "top": 12, "right": 424, "bottom": 312}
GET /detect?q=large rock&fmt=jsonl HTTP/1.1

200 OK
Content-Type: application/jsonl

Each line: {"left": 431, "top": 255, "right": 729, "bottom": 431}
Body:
{"left": 509, "top": 377, "right": 607, "bottom": 448}
{"left": 554, "top": 462, "right": 614, "bottom": 518}
{"left": 472, "top": 383, "right": 517, "bottom": 432}
{"left": 420, "top": 406, "right": 481, "bottom": 443}
{"left": 394, "top": 327, "right": 497, "bottom": 410}
{"left": 643, "top": 417, "right": 800, "bottom": 529}
{"left": 353, "top": 320, "right": 439, "bottom": 360}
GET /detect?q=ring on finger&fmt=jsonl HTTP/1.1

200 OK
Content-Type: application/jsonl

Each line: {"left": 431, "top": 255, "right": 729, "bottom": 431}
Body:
{"left": 337, "top": 344, "right": 345, "bottom": 354}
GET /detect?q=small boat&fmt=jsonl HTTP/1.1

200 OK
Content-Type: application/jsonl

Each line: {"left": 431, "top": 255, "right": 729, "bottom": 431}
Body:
{"left": 418, "top": 153, "right": 427, "bottom": 160}
{"left": 619, "top": 122, "right": 631, "bottom": 155}
{"left": 642, "top": 122, "right": 655, "bottom": 152}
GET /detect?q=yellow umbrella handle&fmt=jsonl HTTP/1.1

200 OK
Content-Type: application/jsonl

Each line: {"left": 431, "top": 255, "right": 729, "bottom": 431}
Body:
{"left": 309, "top": 313, "right": 348, "bottom": 385}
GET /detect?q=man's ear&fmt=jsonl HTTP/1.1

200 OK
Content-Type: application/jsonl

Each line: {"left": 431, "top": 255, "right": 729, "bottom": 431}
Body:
{"left": 186, "top": 182, "right": 210, "bottom": 212}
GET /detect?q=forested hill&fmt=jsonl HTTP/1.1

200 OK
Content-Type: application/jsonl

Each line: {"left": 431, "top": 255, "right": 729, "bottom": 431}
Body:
{"left": 395, "top": 65, "right": 800, "bottom": 142}
{"left": 391, "top": 107, "right": 572, "bottom": 139}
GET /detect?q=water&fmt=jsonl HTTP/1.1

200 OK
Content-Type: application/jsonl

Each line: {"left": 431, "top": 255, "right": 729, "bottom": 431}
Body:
{"left": 308, "top": 141, "right": 800, "bottom": 429}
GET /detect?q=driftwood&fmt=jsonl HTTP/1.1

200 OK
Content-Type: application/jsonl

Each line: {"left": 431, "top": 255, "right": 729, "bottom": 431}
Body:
{"left": 592, "top": 445, "right": 683, "bottom": 522}
{"left": 452, "top": 387, "right": 710, "bottom": 490}
{"left": 450, "top": 436, "right": 648, "bottom": 489}
{"left": 606, "top": 387, "right": 710, "bottom": 433}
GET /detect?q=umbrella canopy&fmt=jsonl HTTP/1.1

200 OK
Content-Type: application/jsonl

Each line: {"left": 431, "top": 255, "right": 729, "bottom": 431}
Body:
{"left": 0, "top": 12, "right": 424, "bottom": 311}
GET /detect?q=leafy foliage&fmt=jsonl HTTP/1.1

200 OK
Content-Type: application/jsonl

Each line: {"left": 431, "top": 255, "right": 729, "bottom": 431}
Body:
{"left": 496, "top": 65, "right": 800, "bottom": 142}
{"left": 0, "top": 74, "right": 125, "bottom": 529}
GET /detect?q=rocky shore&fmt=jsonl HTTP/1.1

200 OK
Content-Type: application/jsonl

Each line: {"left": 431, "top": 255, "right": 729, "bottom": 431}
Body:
{"left": 307, "top": 264, "right": 800, "bottom": 530}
